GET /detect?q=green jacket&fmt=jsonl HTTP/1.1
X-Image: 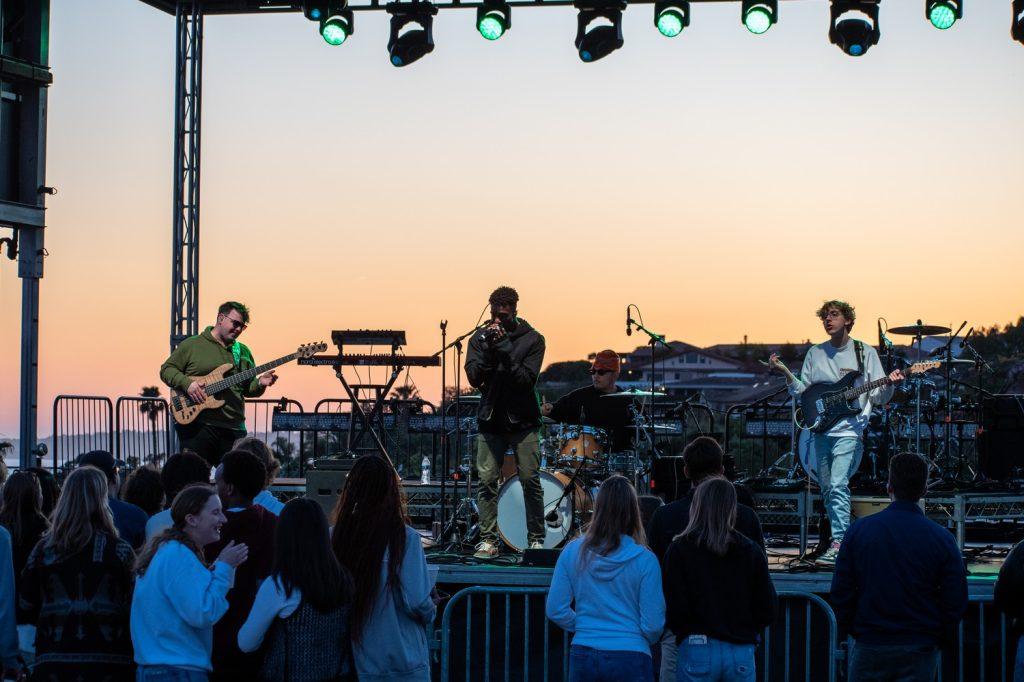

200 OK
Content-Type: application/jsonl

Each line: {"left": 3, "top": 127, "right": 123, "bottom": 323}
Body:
{"left": 159, "top": 327, "right": 266, "bottom": 429}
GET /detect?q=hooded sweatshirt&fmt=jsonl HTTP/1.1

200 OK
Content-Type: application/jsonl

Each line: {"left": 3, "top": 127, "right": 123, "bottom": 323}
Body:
{"left": 465, "top": 317, "right": 545, "bottom": 434}
{"left": 545, "top": 535, "right": 665, "bottom": 655}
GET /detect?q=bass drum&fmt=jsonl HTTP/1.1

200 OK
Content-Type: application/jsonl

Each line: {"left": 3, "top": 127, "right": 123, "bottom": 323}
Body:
{"left": 796, "top": 430, "right": 863, "bottom": 486}
{"left": 496, "top": 470, "right": 592, "bottom": 552}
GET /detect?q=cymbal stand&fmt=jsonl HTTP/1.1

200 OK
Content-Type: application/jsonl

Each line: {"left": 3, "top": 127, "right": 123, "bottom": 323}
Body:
{"left": 913, "top": 321, "right": 924, "bottom": 456}
{"left": 625, "top": 306, "right": 671, "bottom": 459}
{"left": 938, "top": 321, "right": 967, "bottom": 482}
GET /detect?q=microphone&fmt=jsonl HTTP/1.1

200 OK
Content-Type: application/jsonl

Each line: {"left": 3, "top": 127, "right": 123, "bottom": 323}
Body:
{"left": 545, "top": 508, "right": 563, "bottom": 528}
{"left": 626, "top": 307, "right": 632, "bottom": 336}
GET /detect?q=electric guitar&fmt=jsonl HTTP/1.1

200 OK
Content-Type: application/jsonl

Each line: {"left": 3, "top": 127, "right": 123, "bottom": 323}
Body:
{"left": 169, "top": 341, "right": 326, "bottom": 425}
{"left": 767, "top": 355, "right": 941, "bottom": 434}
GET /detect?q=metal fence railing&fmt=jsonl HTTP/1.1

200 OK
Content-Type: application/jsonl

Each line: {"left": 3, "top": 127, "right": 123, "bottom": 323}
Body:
{"left": 244, "top": 397, "right": 306, "bottom": 475}
{"left": 938, "top": 595, "right": 1014, "bottom": 682}
{"left": 115, "top": 396, "right": 172, "bottom": 470}
{"left": 438, "top": 587, "right": 841, "bottom": 682}
{"left": 52, "top": 395, "right": 114, "bottom": 477}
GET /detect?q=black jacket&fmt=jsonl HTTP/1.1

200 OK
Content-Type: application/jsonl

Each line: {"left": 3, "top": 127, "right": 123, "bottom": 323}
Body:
{"left": 465, "top": 318, "right": 545, "bottom": 433}
{"left": 646, "top": 485, "right": 765, "bottom": 564}
{"left": 663, "top": 531, "right": 778, "bottom": 645}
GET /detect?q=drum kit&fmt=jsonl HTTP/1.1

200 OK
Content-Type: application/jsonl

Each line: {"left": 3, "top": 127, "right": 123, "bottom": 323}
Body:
{"left": 490, "top": 388, "right": 667, "bottom": 552}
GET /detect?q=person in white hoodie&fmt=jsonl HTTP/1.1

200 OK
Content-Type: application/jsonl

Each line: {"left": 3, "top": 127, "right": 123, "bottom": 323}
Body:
{"left": 546, "top": 475, "right": 665, "bottom": 682}
{"left": 131, "top": 484, "right": 249, "bottom": 681}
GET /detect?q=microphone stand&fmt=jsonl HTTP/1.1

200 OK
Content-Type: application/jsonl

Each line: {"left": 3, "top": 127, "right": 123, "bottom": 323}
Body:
{"left": 439, "top": 320, "right": 447, "bottom": 534}
{"left": 938, "top": 321, "right": 967, "bottom": 482}
{"left": 627, "top": 312, "right": 671, "bottom": 459}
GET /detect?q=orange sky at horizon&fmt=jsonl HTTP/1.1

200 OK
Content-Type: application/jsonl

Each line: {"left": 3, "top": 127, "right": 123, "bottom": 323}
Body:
{"left": 1, "top": 0, "right": 1022, "bottom": 439}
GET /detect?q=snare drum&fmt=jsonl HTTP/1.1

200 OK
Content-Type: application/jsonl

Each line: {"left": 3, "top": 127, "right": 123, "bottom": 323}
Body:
{"left": 554, "top": 425, "right": 608, "bottom": 469}
{"left": 496, "top": 469, "right": 593, "bottom": 552}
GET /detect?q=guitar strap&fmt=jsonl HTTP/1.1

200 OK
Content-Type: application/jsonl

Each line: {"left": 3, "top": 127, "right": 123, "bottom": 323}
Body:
{"left": 854, "top": 340, "right": 865, "bottom": 375}
{"left": 231, "top": 341, "right": 242, "bottom": 368}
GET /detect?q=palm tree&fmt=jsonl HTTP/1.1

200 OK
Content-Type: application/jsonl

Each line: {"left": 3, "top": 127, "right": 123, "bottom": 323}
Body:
{"left": 138, "top": 386, "right": 166, "bottom": 467}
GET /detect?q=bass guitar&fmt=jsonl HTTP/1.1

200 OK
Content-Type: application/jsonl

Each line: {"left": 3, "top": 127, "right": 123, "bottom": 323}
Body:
{"left": 170, "top": 341, "right": 326, "bottom": 425}
{"left": 767, "top": 356, "right": 940, "bottom": 434}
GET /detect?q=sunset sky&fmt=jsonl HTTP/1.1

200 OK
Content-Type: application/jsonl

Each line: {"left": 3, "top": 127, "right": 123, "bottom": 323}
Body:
{"left": 1, "top": 0, "right": 1022, "bottom": 439}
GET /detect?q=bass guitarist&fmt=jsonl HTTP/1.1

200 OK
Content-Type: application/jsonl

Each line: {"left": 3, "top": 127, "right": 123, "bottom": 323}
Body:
{"left": 770, "top": 299, "right": 903, "bottom": 565}
{"left": 160, "top": 301, "right": 279, "bottom": 466}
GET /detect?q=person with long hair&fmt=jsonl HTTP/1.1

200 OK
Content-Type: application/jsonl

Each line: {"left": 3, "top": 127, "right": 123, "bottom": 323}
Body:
{"left": 26, "top": 468, "right": 59, "bottom": 519}
{"left": 239, "top": 498, "right": 354, "bottom": 680}
{"left": 18, "top": 466, "right": 136, "bottom": 680}
{"left": 131, "top": 484, "right": 249, "bottom": 681}
{"left": 546, "top": 475, "right": 665, "bottom": 682}
{"left": 663, "top": 478, "right": 777, "bottom": 682}
{"left": 331, "top": 455, "right": 435, "bottom": 682}
{"left": 0, "top": 471, "right": 49, "bottom": 659}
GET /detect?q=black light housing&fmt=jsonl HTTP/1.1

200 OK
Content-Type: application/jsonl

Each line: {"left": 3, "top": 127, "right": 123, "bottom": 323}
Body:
{"left": 829, "top": 0, "right": 880, "bottom": 57}
{"left": 574, "top": 1, "right": 626, "bottom": 63}
{"left": 654, "top": 1, "right": 690, "bottom": 38}
{"left": 1013, "top": 0, "right": 1024, "bottom": 45}
{"left": 387, "top": 2, "right": 438, "bottom": 67}
{"left": 477, "top": 0, "right": 511, "bottom": 40}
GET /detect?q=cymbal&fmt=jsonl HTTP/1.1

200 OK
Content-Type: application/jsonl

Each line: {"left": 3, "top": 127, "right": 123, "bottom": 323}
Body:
{"left": 601, "top": 389, "right": 667, "bottom": 398}
{"left": 887, "top": 323, "right": 952, "bottom": 336}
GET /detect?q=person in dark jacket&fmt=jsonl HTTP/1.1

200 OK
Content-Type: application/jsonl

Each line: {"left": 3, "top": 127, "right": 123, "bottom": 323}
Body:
{"left": 995, "top": 537, "right": 1024, "bottom": 682}
{"left": 78, "top": 450, "right": 149, "bottom": 550}
{"left": 831, "top": 452, "right": 967, "bottom": 682}
{"left": 663, "top": 478, "right": 778, "bottom": 682}
{"left": 205, "top": 449, "right": 278, "bottom": 680}
{"left": 465, "top": 285, "right": 546, "bottom": 558}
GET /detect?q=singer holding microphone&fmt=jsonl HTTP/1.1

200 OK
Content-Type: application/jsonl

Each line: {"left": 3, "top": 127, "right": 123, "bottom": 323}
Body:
{"left": 465, "top": 286, "right": 547, "bottom": 559}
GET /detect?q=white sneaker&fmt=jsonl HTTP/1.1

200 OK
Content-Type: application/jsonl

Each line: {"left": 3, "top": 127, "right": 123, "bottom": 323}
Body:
{"left": 474, "top": 541, "right": 499, "bottom": 559}
{"left": 528, "top": 541, "right": 545, "bottom": 550}
{"left": 817, "top": 541, "right": 841, "bottom": 566}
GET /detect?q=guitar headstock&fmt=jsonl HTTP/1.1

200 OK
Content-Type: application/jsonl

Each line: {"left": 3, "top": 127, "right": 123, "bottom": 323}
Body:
{"left": 907, "top": 360, "right": 942, "bottom": 375}
{"left": 298, "top": 341, "right": 328, "bottom": 358}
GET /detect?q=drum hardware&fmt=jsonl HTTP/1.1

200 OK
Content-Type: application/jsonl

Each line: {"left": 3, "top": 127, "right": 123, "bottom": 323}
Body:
{"left": 887, "top": 323, "right": 953, "bottom": 336}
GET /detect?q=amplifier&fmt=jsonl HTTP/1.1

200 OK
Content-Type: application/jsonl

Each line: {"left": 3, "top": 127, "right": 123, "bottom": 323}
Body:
{"left": 979, "top": 395, "right": 1024, "bottom": 481}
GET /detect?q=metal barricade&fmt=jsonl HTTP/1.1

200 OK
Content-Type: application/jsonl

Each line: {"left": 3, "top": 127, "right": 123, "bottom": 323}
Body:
{"left": 438, "top": 587, "right": 840, "bottom": 682}
{"left": 52, "top": 395, "right": 114, "bottom": 477}
{"left": 244, "top": 398, "right": 305, "bottom": 475}
{"left": 115, "top": 396, "right": 172, "bottom": 470}
{"left": 937, "top": 595, "right": 1013, "bottom": 682}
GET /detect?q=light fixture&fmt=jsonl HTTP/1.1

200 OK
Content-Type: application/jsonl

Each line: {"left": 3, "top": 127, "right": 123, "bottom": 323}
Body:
{"left": 1013, "top": 0, "right": 1024, "bottom": 45}
{"left": 477, "top": 0, "right": 511, "bottom": 40}
{"left": 387, "top": 2, "right": 438, "bottom": 67}
{"left": 926, "top": 0, "right": 961, "bottom": 30}
{"left": 654, "top": 1, "right": 689, "bottom": 38}
{"left": 575, "top": 2, "right": 626, "bottom": 63}
{"left": 303, "top": 1, "right": 353, "bottom": 45}
{"left": 829, "top": 0, "right": 880, "bottom": 57}
{"left": 742, "top": 0, "right": 777, "bottom": 35}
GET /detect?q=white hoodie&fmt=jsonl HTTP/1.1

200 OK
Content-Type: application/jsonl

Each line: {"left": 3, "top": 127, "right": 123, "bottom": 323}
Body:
{"left": 545, "top": 535, "right": 665, "bottom": 655}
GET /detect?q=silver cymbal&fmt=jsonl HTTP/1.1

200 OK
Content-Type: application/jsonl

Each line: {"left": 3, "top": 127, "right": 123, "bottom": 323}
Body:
{"left": 601, "top": 389, "right": 667, "bottom": 398}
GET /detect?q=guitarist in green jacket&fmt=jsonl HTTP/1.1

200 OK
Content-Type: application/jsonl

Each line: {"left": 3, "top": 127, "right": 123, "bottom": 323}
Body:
{"left": 160, "top": 301, "right": 279, "bottom": 466}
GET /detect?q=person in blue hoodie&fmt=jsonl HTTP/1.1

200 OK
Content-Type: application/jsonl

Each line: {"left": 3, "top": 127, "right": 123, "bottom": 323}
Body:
{"left": 546, "top": 475, "right": 665, "bottom": 682}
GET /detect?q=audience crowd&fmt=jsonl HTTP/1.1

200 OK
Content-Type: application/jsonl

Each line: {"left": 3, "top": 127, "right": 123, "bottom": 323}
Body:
{"left": 0, "top": 437, "right": 993, "bottom": 682}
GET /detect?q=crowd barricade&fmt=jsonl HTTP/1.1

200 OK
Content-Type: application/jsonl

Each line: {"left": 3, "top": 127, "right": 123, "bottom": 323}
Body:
{"left": 938, "top": 595, "right": 1014, "bottom": 682}
{"left": 243, "top": 397, "right": 306, "bottom": 474}
{"left": 437, "top": 587, "right": 840, "bottom": 682}
{"left": 52, "top": 395, "right": 113, "bottom": 476}
{"left": 115, "top": 395, "right": 172, "bottom": 470}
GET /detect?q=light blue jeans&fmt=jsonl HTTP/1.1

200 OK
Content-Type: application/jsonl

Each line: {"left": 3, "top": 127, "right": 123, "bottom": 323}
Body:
{"left": 676, "top": 636, "right": 756, "bottom": 682}
{"left": 812, "top": 434, "right": 862, "bottom": 544}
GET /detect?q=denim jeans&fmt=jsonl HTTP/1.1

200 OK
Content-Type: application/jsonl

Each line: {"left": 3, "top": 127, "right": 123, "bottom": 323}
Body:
{"left": 813, "top": 434, "right": 862, "bottom": 543}
{"left": 569, "top": 644, "right": 654, "bottom": 682}
{"left": 476, "top": 429, "right": 544, "bottom": 545}
{"left": 848, "top": 641, "right": 939, "bottom": 682}
{"left": 1014, "top": 634, "right": 1024, "bottom": 682}
{"left": 136, "top": 665, "right": 209, "bottom": 682}
{"left": 676, "top": 635, "right": 756, "bottom": 682}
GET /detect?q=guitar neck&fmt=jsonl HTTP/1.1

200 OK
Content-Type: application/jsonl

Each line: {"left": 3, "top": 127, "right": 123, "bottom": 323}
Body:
{"left": 205, "top": 353, "right": 297, "bottom": 394}
{"left": 843, "top": 374, "right": 895, "bottom": 401}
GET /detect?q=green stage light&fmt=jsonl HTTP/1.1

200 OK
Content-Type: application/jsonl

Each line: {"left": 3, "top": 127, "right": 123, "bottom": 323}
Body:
{"left": 321, "top": 16, "right": 350, "bottom": 45}
{"left": 658, "top": 10, "right": 683, "bottom": 37}
{"left": 742, "top": 0, "right": 777, "bottom": 35}
{"left": 477, "top": 2, "right": 511, "bottom": 41}
{"left": 654, "top": 2, "right": 689, "bottom": 38}
{"left": 927, "top": 1, "right": 960, "bottom": 30}
{"left": 478, "top": 15, "right": 505, "bottom": 40}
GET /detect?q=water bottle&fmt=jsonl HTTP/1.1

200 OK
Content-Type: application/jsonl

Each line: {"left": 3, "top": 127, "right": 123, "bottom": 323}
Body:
{"left": 420, "top": 456, "right": 431, "bottom": 485}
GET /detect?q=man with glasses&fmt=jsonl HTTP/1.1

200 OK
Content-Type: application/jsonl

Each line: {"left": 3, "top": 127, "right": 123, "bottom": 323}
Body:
{"left": 160, "top": 301, "right": 279, "bottom": 466}
{"left": 465, "top": 286, "right": 546, "bottom": 558}
{"left": 542, "top": 350, "right": 634, "bottom": 451}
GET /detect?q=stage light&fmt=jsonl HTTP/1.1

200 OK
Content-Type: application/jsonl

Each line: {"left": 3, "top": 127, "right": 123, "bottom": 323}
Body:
{"left": 387, "top": 2, "right": 438, "bottom": 67}
{"left": 829, "top": 0, "right": 880, "bottom": 57}
{"left": 477, "top": 0, "right": 511, "bottom": 40}
{"left": 575, "top": 2, "right": 626, "bottom": 63}
{"left": 742, "top": 0, "right": 777, "bottom": 35}
{"left": 302, "top": 1, "right": 327, "bottom": 20}
{"left": 927, "top": 0, "right": 960, "bottom": 30}
{"left": 654, "top": 1, "right": 689, "bottom": 38}
{"left": 1013, "top": 0, "right": 1024, "bottom": 45}
{"left": 321, "top": 10, "right": 354, "bottom": 45}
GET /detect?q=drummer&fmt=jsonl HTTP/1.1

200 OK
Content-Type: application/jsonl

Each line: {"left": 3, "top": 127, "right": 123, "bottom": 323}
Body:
{"left": 541, "top": 350, "right": 635, "bottom": 451}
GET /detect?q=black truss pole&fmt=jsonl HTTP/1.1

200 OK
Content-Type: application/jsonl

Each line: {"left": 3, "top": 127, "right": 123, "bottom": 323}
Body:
{"left": 170, "top": 0, "right": 203, "bottom": 351}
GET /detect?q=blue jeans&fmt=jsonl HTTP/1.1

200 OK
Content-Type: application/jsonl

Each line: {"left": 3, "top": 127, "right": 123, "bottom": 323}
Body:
{"left": 848, "top": 641, "right": 939, "bottom": 682}
{"left": 676, "top": 636, "right": 756, "bottom": 682}
{"left": 1014, "top": 634, "right": 1024, "bottom": 682}
{"left": 136, "top": 666, "right": 209, "bottom": 682}
{"left": 569, "top": 644, "right": 654, "bottom": 682}
{"left": 813, "top": 435, "right": 862, "bottom": 543}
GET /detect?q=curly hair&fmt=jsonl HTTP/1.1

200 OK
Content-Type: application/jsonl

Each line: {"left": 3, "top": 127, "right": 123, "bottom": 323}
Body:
{"left": 218, "top": 301, "right": 250, "bottom": 324}
{"left": 488, "top": 286, "right": 519, "bottom": 308}
{"left": 816, "top": 299, "right": 856, "bottom": 331}
{"left": 122, "top": 465, "right": 165, "bottom": 517}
